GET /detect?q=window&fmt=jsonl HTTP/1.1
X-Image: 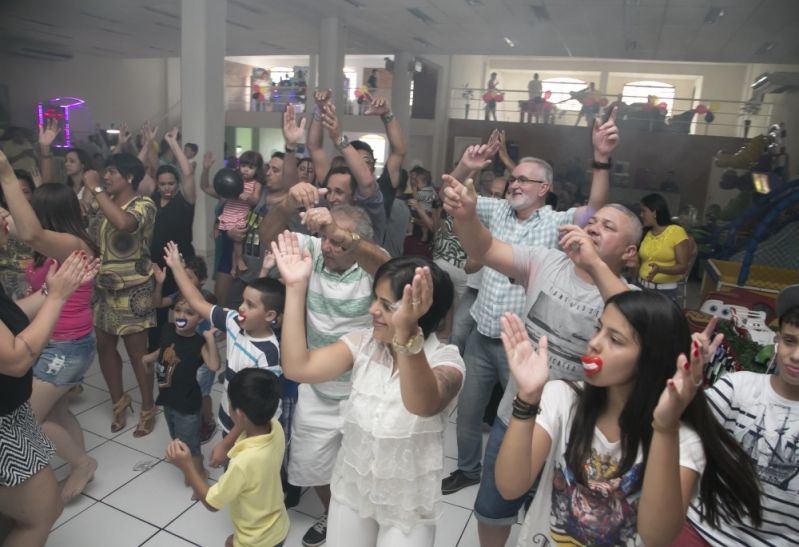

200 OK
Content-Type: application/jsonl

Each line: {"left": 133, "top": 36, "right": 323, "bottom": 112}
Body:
{"left": 269, "top": 66, "right": 294, "bottom": 85}
{"left": 541, "top": 77, "right": 588, "bottom": 112}
{"left": 622, "top": 80, "right": 676, "bottom": 114}
{"left": 344, "top": 69, "right": 358, "bottom": 102}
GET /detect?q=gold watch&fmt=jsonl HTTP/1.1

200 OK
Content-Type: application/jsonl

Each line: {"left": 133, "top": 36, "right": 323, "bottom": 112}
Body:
{"left": 392, "top": 327, "right": 424, "bottom": 355}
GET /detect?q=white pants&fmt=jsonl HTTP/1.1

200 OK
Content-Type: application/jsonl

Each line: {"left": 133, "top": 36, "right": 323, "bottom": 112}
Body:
{"left": 287, "top": 383, "right": 345, "bottom": 486}
{"left": 326, "top": 498, "right": 436, "bottom": 547}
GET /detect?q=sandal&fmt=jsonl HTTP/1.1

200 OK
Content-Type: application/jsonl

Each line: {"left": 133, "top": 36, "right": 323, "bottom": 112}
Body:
{"left": 111, "top": 393, "right": 133, "bottom": 433}
{"left": 133, "top": 406, "right": 158, "bottom": 438}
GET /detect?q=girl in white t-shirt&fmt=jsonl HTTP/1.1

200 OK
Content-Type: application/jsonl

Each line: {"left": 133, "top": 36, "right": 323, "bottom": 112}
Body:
{"left": 273, "top": 232, "right": 465, "bottom": 547}
{"left": 495, "top": 290, "right": 762, "bottom": 546}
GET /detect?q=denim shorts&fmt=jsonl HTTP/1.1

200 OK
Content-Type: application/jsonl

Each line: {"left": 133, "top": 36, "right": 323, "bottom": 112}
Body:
{"left": 196, "top": 364, "right": 214, "bottom": 397}
{"left": 163, "top": 406, "right": 202, "bottom": 456}
{"left": 32, "top": 332, "right": 96, "bottom": 387}
{"left": 474, "top": 419, "right": 534, "bottom": 526}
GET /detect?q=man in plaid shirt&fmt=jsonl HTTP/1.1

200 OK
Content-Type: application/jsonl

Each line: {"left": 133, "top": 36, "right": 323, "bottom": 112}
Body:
{"left": 442, "top": 109, "right": 620, "bottom": 505}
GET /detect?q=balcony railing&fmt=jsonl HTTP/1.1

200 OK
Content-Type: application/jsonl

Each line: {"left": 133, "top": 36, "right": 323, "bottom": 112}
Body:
{"left": 225, "top": 85, "right": 396, "bottom": 116}
{"left": 449, "top": 87, "right": 774, "bottom": 139}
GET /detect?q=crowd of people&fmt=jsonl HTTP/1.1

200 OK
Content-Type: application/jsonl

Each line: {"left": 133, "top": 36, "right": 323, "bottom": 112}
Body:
{"left": 0, "top": 88, "right": 796, "bottom": 547}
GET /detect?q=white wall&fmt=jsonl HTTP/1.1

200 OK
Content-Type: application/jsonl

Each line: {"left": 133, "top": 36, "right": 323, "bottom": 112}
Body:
{"left": 1, "top": 53, "right": 173, "bottom": 139}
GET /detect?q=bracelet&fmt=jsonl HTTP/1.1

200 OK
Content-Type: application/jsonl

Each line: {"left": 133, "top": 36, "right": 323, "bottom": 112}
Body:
{"left": 651, "top": 419, "right": 679, "bottom": 434}
{"left": 511, "top": 396, "right": 540, "bottom": 420}
{"left": 381, "top": 112, "right": 395, "bottom": 124}
{"left": 40, "top": 282, "right": 48, "bottom": 297}
{"left": 592, "top": 158, "right": 612, "bottom": 170}
{"left": 285, "top": 145, "right": 297, "bottom": 154}
{"left": 334, "top": 135, "right": 350, "bottom": 152}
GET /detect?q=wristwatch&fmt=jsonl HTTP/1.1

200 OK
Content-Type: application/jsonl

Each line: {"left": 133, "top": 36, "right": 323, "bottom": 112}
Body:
{"left": 285, "top": 144, "right": 297, "bottom": 154}
{"left": 381, "top": 111, "right": 395, "bottom": 124}
{"left": 93, "top": 186, "right": 105, "bottom": 195}
{"left": 334, "top": 135, "right": 350, "bottom": 152}
{"left": 591, "top": 158, "right": 612, "bottom": 170}
{"left": 392, "top": 327, "right": 425, "bottom": 355}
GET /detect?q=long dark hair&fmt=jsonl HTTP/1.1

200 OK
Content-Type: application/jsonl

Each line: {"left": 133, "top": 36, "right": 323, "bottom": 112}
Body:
{"left": 31, "top": 183, "right": 99, "bottom": 267}
{"left": 641, "top": 193, "right": 674, "bottom": 227}
{"left": 64, "top": 148, "right": 92, "bottom": 189}
{"left": 237, "top": 150, "right": 266, "bottom": 185}
{"left": 564, "top": 290, "right": 762, "bottom": 527}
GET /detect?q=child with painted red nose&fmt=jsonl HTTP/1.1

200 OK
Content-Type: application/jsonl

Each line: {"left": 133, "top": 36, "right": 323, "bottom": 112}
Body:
{"left": 495, "top": 291, "right": 763, "bottom": 546}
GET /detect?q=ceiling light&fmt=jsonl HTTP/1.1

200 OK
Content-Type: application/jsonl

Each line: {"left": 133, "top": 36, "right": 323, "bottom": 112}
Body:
{"left": 703, "top": 7, "right": 724, "bottom": 24}
{"left": 504, "top": 37, "right": 515, "bottom": 48}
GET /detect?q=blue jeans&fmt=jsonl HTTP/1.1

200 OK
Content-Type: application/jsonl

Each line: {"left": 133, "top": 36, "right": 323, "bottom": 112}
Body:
{"left": 456, "top": 330, "right": 511, "bottom": 478}
{"left": 474, "top": 419, "right": 531, "bottom": 526}
{"left": 32, "top": 332, "right": 96, "bottom": 386}
{"left": 164, "top": 407, "right": 202, "bottom": 456}
{"left": 450, "top": 288, "right": 478, "bottom": 355}
{"left": 196, "top": 364, "right": 214, "bottom": 397}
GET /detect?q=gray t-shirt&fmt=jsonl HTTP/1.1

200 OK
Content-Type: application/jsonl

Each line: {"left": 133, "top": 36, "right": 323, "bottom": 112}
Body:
{"left": 383, "top": 198, "right": 410, "bottom": 258}
{"left": 354, "top": 187, "right": 387, "bottom": 244}
{"left": 496, "top": 246, "right": 635, "bottom": 425}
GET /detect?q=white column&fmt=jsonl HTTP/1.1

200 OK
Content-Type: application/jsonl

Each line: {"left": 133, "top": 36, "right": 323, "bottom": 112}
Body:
{"left": 391, "top": 52, "right": 414, "bottom": 146}
{"left": 318, "top": 17, "right": 346, "bottom": 115}
{"left": 431, "top": 55, "right": 451, "bottom": 178}
{"left": 181, "top": 0, "right": 226, "bottom": 258}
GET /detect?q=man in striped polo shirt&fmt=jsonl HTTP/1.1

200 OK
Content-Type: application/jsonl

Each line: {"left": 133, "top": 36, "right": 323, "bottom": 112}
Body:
{"left": 263, "top": 202, "right": 388, "bottom": 547}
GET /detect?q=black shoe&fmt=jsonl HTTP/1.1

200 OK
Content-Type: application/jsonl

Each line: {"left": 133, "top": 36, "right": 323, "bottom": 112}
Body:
{"left": 442, "top": 469, "right": 480, "bottom": 495}
{"left": 302, "top": 513, "right": 327, "bottom": 547}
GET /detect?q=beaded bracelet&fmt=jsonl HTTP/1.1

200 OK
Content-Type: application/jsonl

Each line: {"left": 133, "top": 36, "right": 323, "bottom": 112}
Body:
{"left": 511, "top": 396, "right": 540, "bottom": 420}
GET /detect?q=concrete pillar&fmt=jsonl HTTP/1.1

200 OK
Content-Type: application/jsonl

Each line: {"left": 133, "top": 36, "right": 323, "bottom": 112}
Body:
{"left": 430, "top": 55, "right": 451, "bottom": 178}
{"left": 391, "top": 51, "right": 414, "bottom": 147}
{"left": 180, "top": 0, "right": 226, "bottom": 257}
{"left": 317, "top": 17, "right": 346, "bottom": 157}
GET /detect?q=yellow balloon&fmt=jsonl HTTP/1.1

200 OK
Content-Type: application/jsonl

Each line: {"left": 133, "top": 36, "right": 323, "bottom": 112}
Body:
{"left": 709, "top": 101, "right": 720, "bottom": 112}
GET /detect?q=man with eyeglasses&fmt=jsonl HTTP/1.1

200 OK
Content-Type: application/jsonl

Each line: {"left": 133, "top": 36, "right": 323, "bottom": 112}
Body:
{"left": 440, "top": 111, "right": 618, "bottom": 537}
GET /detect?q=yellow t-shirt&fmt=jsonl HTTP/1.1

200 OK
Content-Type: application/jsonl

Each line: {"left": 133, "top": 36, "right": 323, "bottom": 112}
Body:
{"left": 206, "top": 421, "right": 289, "bottom": 547}
{"left": 638, "top": 224, "right": 689, "bottom": 284}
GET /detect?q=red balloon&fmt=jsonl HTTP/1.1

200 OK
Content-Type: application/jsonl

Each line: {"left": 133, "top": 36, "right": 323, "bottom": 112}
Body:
{"left": 695, "top": 104, "right": 708, "bottom": 114}
{"left": 599, "top": 97, "right": 609, "bottom": 107}
{"left": 543, "top": 102, "right": 552, "bottom": 110}
{"left": 544, "top": 90, "right": 552, "bottom": 100}
{"left": 657, "top": 101, "right": 668, "bottom": 110}
{"left": 584, "top": 97, "right": 595, "bottom": 106}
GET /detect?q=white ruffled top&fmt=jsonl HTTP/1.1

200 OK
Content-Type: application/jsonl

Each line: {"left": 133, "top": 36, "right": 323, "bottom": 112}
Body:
{"left": 333, "top": 328, "right": 465, "bottom": 533}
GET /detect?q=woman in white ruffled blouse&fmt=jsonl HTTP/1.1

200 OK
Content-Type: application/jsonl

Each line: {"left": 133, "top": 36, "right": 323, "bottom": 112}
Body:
{"left": 273, "top": 231, "right": 465, "bottom": 547}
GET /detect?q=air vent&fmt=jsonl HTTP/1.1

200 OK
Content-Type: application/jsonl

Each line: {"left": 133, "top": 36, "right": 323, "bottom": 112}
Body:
{"left": 408, "top": 8, "right": 438, "bottom": 24}
{"left": 79, "top": 10, "right": 122, "bottom": 25}
{"left": 16, "top": 46, "right": 73, "bottom": 61}
{"left": 97, "top": 27, "right": 133, "bottom": 37}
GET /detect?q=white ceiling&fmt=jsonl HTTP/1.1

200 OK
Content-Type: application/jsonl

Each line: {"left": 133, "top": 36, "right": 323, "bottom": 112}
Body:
{"left": 1, "top": 0, "right": 798, "bottom": 64}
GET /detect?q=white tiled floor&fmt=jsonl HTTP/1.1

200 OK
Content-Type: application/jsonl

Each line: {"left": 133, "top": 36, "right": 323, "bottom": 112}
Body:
{"left": 46, "top": 350, "right": 515, "bottom": 546}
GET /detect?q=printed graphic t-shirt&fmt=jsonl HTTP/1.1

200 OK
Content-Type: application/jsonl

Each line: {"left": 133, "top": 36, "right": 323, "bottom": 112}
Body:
{"left": 518, "top": 381, "right": 706, "bottom": 546}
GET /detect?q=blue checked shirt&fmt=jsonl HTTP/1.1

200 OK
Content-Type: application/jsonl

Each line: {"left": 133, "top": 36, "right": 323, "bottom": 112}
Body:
{"left": 470, "top": 199, "right": 575, "bottom": 337}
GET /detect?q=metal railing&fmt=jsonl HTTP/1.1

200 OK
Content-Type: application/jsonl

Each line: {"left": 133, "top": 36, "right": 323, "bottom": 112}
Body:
{"left": 449, "top": 87, "right": 774, "bottom": 138}
{"left": 225, "top": 85, "right": 396, "bottom": 116}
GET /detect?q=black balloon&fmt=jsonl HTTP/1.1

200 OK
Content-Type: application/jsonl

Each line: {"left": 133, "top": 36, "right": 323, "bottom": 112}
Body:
{"left": 704, "top": 111, "right": 715, "bottom": 123}
{"left": 213, "top": 168, "right": 244, "bottom": 198}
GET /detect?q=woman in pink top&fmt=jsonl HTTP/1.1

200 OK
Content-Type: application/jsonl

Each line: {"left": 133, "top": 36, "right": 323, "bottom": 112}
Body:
{"left": 0, "top": 168, "right": 100, "bottom": 503}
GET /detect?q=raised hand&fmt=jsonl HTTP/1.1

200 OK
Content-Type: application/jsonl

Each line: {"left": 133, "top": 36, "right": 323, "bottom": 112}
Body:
{"left": 392, "top": 266, "right": 434, "bottom": 335}
{"left": 271, "top": 230, "right": 312, "bottom": 286}
{"left": 559, "top": 225, "right": 602, "bottom": 270}
{"left": 321, "top": 103, "right": 341, "bottom": 142}
{"left": 458, "top": 131, "right": 501, "bottom": 171}
{"left": 162, "top": 241, "right": 183, "bottom": 269}
{"left": 45, "top": 251, "right": 99, "bottom": 301}
{"left": 260, "top": 251, "right": 276, "bottom": 274}
{"left": 364, "top": 97, "right": 391, "bottom": 117}
{"left": 314, "top": 89, "right": 332, "bottom": 108}
{"left": 282, "top": 106, "right": 307, "bottom": 146}
{"left": 286, "top": 182, "right": 326, "bottom": 210}
{"left": 164, "top": 126, "right": 179, "bottom": 144}
{"left": 500, "top": 313, "right": 549, "bottom": 403}
{"left": 691, "top": 316, "right": 724, "bottom": 368}
{"left": 441, "top": 174, "right": 478, "bottom": 220}
{"left": 82, "top": 170, "right": 102, "bottom": 192}
{"left": 117, "top": 123, "right": 130, "bottom": 148}
{"left": 592, "top": 106, "right": 619, "bottom": 159}
{"left": 38, "top": 118, "right": 61, "bottom": 148}
{"left": 30, "top": 166, "right": 43, "bottom": 187}
{"left": 140, "top": 121, "right": 158, "bottom": 145}
{"left": 202, "top": 151, "right": 215, "bottom": 171}
{"left": 652, "top": 344, "right": 705, "bottom": 430}
{"left": 152, "top": 263, "right": 167, "bottom": 285}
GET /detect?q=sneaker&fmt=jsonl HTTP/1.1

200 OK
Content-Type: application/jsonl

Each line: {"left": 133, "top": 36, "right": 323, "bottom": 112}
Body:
{"left": 302, "top": 513, "right": 328, "bottom": 547}
{"left": 200, "top": 420, "right": 217, "bottom": 444}
{"left": 441, "top": 469, "right": 480, "bottom": 495}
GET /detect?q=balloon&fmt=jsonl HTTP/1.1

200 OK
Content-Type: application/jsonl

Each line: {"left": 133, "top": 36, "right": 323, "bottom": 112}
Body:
{"left": 544, "top": 90, "right": 552, "bottom": 100}
{"left": 695, "top": 104, "right": 708, "bottom": 114}
{"left": 648, "top": 95, "right": 658, "bottom": 105}
{"left": 543, "top": 101, "right": 552, "bottom": 110}
{"left": 657, "top": 101, "right": 668, "bottom": 110}
{"left": 599, "top": 97, "right": 609, "bottom": 106}
{"left": 584, "top": 97, "right": 595, "bottom": 106}
{"left": 709, "top": 101, "right": 720, "bottom": 112}
{"left": 213, "top": 168, "right": 244, "bottom": 199}
{"left": 704, "top": 111, "right": 715, "bottom": 123}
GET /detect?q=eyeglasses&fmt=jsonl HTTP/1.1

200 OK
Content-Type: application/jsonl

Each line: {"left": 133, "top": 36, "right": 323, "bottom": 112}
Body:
{"left": 507, "top": 176, "right": 546, "bottom": 185}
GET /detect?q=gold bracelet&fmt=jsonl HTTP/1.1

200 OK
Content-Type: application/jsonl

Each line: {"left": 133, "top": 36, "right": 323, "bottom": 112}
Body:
{"left": 651, "top": 419, "right": 679, "bottom": 434}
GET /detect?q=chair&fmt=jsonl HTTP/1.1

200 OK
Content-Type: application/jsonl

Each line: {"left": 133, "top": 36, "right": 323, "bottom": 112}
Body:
{"left": 676, "top": 236, "right": 698, "bottom": 309}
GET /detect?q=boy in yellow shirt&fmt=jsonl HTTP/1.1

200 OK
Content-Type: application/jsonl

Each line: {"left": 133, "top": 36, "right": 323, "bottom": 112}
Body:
{"left": 167, "top": 368, "right": 289, "bottom": 546}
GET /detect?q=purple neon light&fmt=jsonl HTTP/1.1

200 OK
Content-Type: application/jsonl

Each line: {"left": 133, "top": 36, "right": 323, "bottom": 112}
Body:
{"left": 36, "top": 96, "right": 86, "bottom": 148}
